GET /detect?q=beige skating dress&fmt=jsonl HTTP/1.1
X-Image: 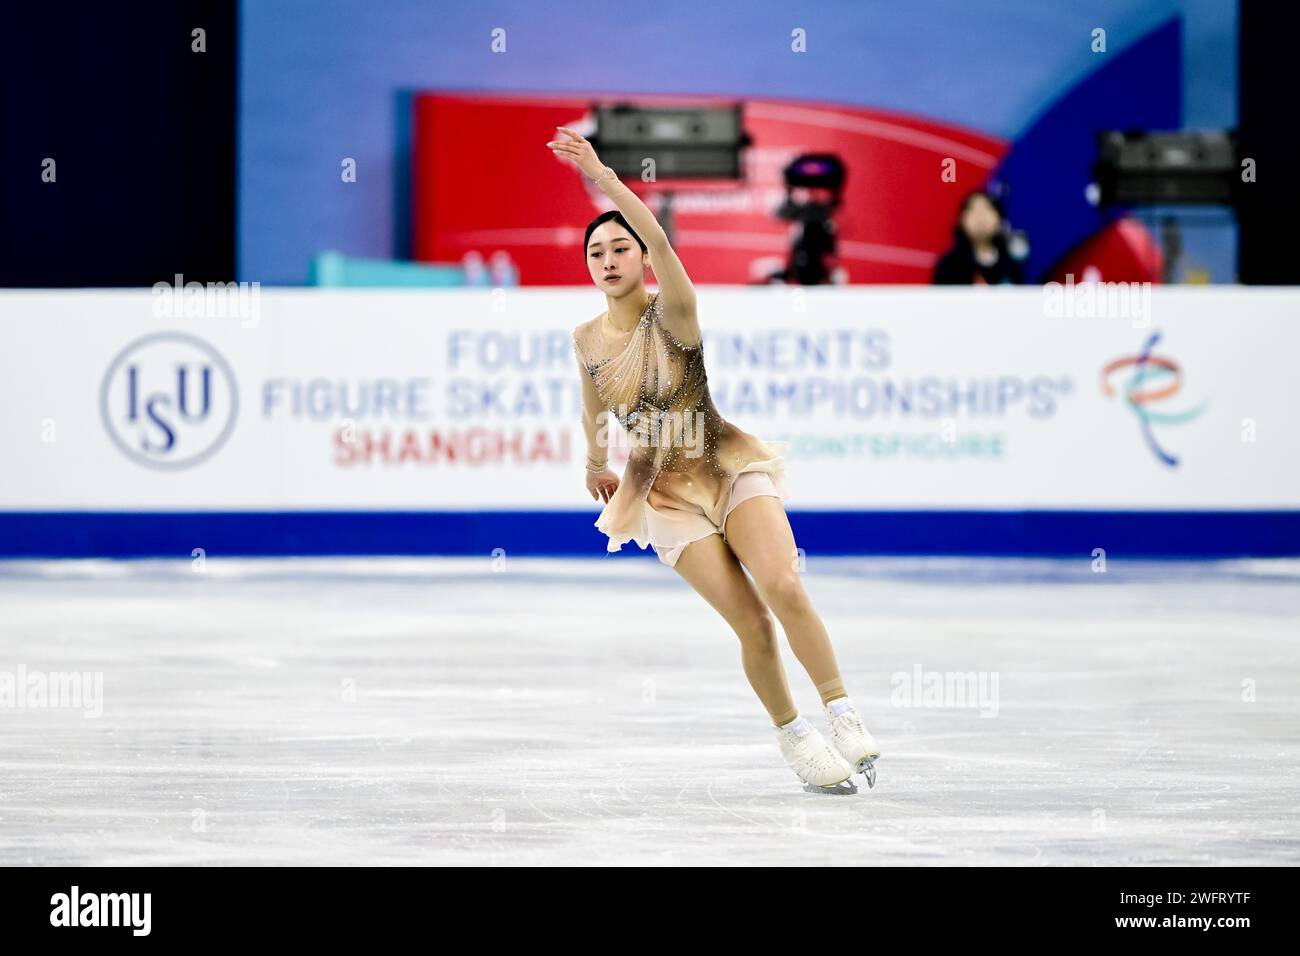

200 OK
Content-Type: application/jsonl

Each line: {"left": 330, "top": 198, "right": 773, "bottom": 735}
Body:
{"left": 573, "top": 291, "right": 791, "bottom": 565}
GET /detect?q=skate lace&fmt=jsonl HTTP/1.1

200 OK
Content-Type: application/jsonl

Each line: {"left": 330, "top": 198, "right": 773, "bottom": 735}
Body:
{"left": 832, "top": 708, "right": 864, "bottom": 737}
{"left": 787, "top": 728, "right": 839, "bottom": 772}
{"left": 831, "top": 710, "right": 879, "bottom": 759}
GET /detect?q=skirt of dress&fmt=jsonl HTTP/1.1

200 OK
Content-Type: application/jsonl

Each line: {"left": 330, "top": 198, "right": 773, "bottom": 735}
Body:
{"left": 593, "top": 436, "right": 790, "bottom": 559}
{"left": 644, "top": 466, "right": 790, "bottom": 568}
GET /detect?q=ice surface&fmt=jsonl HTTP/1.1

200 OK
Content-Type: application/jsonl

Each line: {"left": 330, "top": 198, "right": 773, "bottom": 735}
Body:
{"left": 0, "top": 555, "right": 1297, "bottom": 866}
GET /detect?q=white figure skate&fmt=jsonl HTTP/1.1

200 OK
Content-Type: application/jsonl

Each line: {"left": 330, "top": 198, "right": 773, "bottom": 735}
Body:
{"left": 824, "top": 703, "right": 881, "bottom": 789}
{"left": 775, "top": 721, "right": 857, "bottom": 795}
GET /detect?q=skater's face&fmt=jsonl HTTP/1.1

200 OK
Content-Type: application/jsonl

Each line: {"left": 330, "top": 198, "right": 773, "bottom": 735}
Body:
{"left": 587, "top": 222, "right": 648, "bottom": 294}
{"left": 960, "top": 194, "right": 1001, "bottom": 244}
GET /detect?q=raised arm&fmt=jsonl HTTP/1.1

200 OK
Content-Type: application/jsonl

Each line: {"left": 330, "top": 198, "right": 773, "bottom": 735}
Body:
{"left": 548, "top": 126, "right": 701, "bottom": 346}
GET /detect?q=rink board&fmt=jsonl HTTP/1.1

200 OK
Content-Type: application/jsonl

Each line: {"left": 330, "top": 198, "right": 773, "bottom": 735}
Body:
{"left": 1, "top": 287, "right": 1297, "bottom": 556}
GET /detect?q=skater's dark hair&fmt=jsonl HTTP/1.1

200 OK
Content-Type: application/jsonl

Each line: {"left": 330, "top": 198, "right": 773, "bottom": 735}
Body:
{"left": 584, "top": 210, "right": 647, "bottom": 256}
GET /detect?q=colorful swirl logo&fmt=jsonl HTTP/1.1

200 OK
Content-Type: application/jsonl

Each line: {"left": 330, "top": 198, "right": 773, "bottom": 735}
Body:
{"left": 1100, "top": 331, "right": 1208, "bottom": 467}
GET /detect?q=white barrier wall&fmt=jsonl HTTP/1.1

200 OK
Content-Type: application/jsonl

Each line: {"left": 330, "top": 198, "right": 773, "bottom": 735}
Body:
{"left": 1, "top": 287, "right": 1296, "bottom": 511}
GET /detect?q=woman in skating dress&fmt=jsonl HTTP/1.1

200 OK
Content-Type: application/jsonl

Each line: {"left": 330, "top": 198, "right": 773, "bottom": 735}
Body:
{"left": 548, "top": 127, "right": 879, "bottom": 794}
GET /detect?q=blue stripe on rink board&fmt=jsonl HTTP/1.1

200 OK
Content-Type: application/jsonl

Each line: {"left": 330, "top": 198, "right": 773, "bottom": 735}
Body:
{"left": 0, "top": 511, "right": 1298, "bottom": 558}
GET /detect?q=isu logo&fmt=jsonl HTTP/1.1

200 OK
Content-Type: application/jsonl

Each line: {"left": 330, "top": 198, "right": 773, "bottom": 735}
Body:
{"left": 99, "top": 332, "right": 239, "bottom": 469}
{"left": 1100, "top": 331, "right": 1208, "bottom": 467}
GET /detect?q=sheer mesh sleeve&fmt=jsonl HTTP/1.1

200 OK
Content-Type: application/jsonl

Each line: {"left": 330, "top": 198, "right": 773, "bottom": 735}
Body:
{"left": 650, "top": 293, "right": 702, "bottom": 350}
{"left": 572, "top": 327, "right": 588, "bottom": 369}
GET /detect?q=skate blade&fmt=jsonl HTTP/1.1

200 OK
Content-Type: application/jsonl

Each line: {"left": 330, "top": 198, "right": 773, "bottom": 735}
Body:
{"left": 856, "top": 756, "right": 878, "bottom": 789}
{"left": 802, "top": 778, "right": 858, "bottom": 795}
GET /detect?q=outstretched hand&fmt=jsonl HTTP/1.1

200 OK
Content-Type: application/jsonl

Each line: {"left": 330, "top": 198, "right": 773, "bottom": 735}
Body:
{"left": 546, "top": 126, "right": 607, "bottom": 181}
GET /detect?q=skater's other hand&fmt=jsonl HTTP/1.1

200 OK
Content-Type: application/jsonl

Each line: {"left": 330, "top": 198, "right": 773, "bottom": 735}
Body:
{"left": 546, "top": 127, "right": 606, "bottom": 181}
{"left": 586, "top": 467, "right": 619, "bottom": 503}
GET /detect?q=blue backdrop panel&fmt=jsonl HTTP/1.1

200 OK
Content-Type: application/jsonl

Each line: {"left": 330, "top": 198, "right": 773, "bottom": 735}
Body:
{"left": 1, "top": 511, "right": 1296, "bottom": 558}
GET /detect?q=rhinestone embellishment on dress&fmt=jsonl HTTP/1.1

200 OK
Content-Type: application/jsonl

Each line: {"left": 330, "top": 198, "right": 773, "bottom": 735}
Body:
{"left": 574, "top": 289, "right": 777, "bottom": 541}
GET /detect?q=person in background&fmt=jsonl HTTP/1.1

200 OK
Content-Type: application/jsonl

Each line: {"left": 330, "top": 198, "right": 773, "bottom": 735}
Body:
{"left": 932, "top": 189, "right": 1025, "bottom": 285}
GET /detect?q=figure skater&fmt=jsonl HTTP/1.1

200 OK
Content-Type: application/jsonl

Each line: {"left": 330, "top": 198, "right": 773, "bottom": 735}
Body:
{"left": 548, "top": 126, "right": 880, "bottom": 794}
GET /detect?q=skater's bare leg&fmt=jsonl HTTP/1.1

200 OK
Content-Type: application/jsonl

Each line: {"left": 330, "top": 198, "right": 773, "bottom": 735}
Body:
{"left": 723, "top": 496, "right": 847, "bottom": 705}
{"left": 671, "top": 532, "right": 799, "bottom": 726}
